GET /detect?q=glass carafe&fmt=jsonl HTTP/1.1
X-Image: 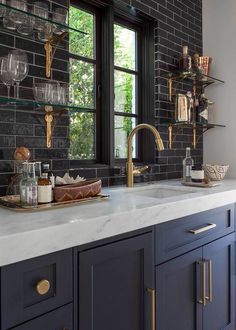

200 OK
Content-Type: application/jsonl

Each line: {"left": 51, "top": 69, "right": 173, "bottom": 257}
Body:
{"left": 20, "top": 162, "right": 38, "bottom": 208}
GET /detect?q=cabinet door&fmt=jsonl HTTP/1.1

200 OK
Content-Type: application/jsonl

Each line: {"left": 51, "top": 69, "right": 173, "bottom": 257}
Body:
{"left": 203, "top": 233, "right": 235, "bottom": 330}
{"left": 79, "top": 233, "right": 153, "bottom": 330}
{"left": 12, "top": 304, "right": 73, "bottom": 330}
{"left": 156, "top": 248, "right": 203, "bottom": 330}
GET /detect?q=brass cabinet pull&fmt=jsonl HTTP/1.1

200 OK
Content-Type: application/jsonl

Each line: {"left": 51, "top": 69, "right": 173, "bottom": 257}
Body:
{"left": 198, "top": 261, "right": 207, "bottom": 306}
{"left": 36, "top": 279, "right": 50, "bottom": 295}
{"left": 206, "top": 259, "right": 213, "bottom": 303}
{"left": 147, "top": 288, "right": 156, "bottom": 330}
{"left": 189, "top": 223, "right": 216, "bottom": 235}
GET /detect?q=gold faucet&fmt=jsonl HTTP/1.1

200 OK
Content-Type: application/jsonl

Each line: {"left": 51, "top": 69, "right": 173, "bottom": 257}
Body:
{"left": 127, "top": 124, "right": 164, "bottom": 187}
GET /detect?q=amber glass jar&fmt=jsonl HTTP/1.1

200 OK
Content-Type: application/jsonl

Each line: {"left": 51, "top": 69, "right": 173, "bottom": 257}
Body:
{"left": 37, "top": 173, "right": 52, "bottom": 204}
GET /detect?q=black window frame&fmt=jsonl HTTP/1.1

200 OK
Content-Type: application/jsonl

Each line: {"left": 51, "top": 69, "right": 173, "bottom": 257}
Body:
{"left": 69, "top": 0, "right": 155, "bottom": 167}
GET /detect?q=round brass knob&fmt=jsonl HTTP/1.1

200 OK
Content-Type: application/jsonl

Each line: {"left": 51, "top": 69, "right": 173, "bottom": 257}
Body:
{"left": 36, "top": 279, "right": 50, "bottom": 295}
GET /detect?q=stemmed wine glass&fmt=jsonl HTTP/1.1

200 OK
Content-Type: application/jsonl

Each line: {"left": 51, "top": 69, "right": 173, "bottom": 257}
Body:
{"left": 0, "top": 57, "right": 13, "bottom": 98}
{"left": 7, "top": 49, "right": 29, "bottom": 99}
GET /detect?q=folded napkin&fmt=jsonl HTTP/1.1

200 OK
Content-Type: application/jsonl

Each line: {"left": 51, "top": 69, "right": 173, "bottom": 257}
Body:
{"left": 55, "top": 173, "right": 86, "bottom": 185}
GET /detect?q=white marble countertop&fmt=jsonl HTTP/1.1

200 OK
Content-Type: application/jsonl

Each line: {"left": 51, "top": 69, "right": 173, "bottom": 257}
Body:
{"left": 0, "top": 179, "right": 236, "bottom": 267}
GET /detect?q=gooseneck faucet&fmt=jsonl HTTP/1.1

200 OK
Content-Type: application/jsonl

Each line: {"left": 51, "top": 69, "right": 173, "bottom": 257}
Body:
{"left": 127, "top": 124, "right": 164, "bottom": 187}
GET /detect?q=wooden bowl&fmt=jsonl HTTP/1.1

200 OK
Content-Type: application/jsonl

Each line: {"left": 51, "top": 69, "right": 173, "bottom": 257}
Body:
{"left": 53, "top": 179, "right": 102, "bottom": 202}
{"left": 203, "top": 164, "right": 229, "bottom": 181}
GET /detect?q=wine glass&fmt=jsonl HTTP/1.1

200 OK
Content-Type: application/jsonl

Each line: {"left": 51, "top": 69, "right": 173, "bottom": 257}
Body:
{"left": 0, "top": 57, "right": 13, "bottom": 98}
{"left": 7, "top": 50, "right": 29, "bottom": 99}
{"left": 0, "top": 0, "right": 6, "bottom": 18}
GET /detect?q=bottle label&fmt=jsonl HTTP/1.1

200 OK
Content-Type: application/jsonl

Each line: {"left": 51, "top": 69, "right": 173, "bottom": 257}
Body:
{"left": 38, "top": 185, "right": 52, "bottom": 203}
{"left": 191, "top": 170, "right": 204, "bottom": 180}
{"left": 185, "top": 165, "right": 192, "bottom": 177}
{"left": 26, "top": 186, "right": 37, "bottom": 206}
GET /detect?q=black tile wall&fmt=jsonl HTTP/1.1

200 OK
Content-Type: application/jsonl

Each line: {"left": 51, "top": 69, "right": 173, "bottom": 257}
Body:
{"left": 0, "top": 0, "right": 203, "bottom": 194}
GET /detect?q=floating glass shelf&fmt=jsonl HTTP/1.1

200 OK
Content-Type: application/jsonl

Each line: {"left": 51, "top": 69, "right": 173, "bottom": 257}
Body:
{"left": 0, "top": 95, "right": 94, "bottom": 112}
{"left": 0, "top": 3, "right": 87, "bottom": 35}
{"left": 162, "top": 69, "right": 225, "bottom": 85}
{"left": 163, "top": 121, "right": 226, "bottom": 129}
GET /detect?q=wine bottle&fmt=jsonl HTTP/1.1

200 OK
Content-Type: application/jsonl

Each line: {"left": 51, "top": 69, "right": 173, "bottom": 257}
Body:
{"left": 183, "top": 147, "right": 194, "bottom": 182}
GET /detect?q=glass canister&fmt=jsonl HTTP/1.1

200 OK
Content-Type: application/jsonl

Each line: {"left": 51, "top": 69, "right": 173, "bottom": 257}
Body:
{"left": 20, "top": 162, "right": 38, "bottom": 208}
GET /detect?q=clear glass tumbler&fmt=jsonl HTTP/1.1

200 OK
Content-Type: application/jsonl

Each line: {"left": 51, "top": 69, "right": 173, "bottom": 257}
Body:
{"left": 9, "top": 0, "right": 28, "bottom": 24}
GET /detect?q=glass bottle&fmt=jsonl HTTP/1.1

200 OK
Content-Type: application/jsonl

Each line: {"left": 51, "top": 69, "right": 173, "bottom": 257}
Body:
{"left": 38, "top": 173, "right": 52, "bottom": 204}
{"left": 179, "top": 46, "right": 192, "bottom": 71}
{"left": 19, "top": 162, "right": 29, "bottom": 206}
{"left": 20, "top": 162, "right": 38, "bottom": 208}
{"left": 183, "top": 147, "right": 194, "bottom": 182}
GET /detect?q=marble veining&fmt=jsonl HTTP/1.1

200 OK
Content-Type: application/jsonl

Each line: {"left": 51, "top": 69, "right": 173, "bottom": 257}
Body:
{"left": 0, "top": 179, "right": 236, "bottom": 266}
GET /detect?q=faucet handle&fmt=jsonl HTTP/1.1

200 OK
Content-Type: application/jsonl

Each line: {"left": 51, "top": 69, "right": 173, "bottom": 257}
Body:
{"left": 133, "top": 165, "right": 149, "bottom": 176}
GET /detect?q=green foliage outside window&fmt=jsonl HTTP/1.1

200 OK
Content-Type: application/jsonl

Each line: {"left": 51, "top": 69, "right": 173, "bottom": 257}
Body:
{"left": 69, "top": 7, "right": 137, "bottom": 160}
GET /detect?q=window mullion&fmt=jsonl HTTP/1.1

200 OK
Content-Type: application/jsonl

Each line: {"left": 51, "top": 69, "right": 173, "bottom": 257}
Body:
{"left": 100, "top": 5, "right": 115, "bottom": 166}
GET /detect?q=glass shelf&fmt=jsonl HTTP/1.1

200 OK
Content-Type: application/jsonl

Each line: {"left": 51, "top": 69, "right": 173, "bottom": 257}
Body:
{"left": 0, "top": 3, "right": 87, "bottom": 36}
{"left": 161, "top": 121, "right": 226, "bottom": 129}
{"left": 0, "top": 95, "right": 94, "bottom": 112}
{"left": 162, "top": 69, "right": 225, "bottom": 85}
{"left": 0, "top": 23, "right": 69, "bottom": 51}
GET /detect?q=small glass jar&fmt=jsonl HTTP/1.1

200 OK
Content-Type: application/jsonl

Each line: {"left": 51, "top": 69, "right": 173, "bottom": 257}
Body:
{"left": 190, "top": 166, "right": 205, "bottom": 183}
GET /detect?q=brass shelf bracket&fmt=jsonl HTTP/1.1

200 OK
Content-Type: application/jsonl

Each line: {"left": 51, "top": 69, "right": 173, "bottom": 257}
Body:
{"left": 44, "top": 32, "right": 68, "bottom": 79}
{"left": 45, "top": 106, "right": 54, "bottom": 148}
{"left": 168, "top": 125, "right": 183, "bottom": 150}
{"left": 168, "top": 125, "right": 173, "bottom": 149}
{"left": 44, "top": 106, "right": 67, "bottom": 148}
{"left": 193, "top": 125, "right": 197, "bottom": 149}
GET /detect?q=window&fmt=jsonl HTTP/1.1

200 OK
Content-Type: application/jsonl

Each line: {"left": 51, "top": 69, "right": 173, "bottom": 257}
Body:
{"left": 114, "top": 23, "right": 139, "bottom": 160}
{"left": 69, "top": 2, "right": 154, "bottom": 165}
{"left": 69, "top": 4, "right": 100, "bottom": 160}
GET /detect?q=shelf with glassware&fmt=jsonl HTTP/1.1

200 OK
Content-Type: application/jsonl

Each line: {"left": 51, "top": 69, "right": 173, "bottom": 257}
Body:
{"left": 162, "top": 46, "right": 225, "bottom": 149}
{"left": 0, "top": 0, "right": 89, "bottom": 149}
{"left": 0, "top": 78, "right": 87, "bottom": 149}
{"left": 0, "top": 1, "right": 87, "bottom": 78}
{"left": 0, "top": 48, "right": 70, "bottom": 148}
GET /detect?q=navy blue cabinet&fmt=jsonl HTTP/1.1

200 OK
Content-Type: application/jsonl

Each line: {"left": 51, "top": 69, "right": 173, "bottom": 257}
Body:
{"left": 11, "top": 304, "right": 73, "bottom": 330}
{"left": 0, "top": 205, "right": 235, "bottom": 330}
{"left": 156, "top": 233, "right": 235, "bottom": 330}
{"left": 202, "top": 233, "right": 235, "bottom": 330}
{"left": 78, "top": 233, "right": 154, "bottom": 330}
{"left": 1, "top": 249, "right": 73, "bottom": 329}
{"left": 156, "top": 248, "right": 203, "bottom": 330}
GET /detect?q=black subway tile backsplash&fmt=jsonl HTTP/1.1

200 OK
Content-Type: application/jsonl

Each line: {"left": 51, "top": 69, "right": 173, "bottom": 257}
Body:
{"left": 0, "top": 0, "right": 203, "bottom": 194}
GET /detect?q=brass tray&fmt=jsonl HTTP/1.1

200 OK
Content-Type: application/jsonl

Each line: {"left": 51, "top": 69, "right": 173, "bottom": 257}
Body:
{"left": 0, "top": 194, "right": 109, "bottom": 212}
{"left": 181, "top": 181, "right": 222, "bottom": 188}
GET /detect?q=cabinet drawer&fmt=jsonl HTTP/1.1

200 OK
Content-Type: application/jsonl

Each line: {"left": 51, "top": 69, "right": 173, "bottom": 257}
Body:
{"left": 12, "top": 304, "right": 73, "bottom": 330}
{"left": 1, "top": 249, "right": 73, "bottom": 330}
{"left": 155, "top": 204, "right": 234, "bottom": 265}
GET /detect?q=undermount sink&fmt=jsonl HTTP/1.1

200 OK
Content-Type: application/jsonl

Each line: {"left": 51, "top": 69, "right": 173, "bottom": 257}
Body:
{"left": 131, "top": 186, "right": 196, "bottom": 199}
